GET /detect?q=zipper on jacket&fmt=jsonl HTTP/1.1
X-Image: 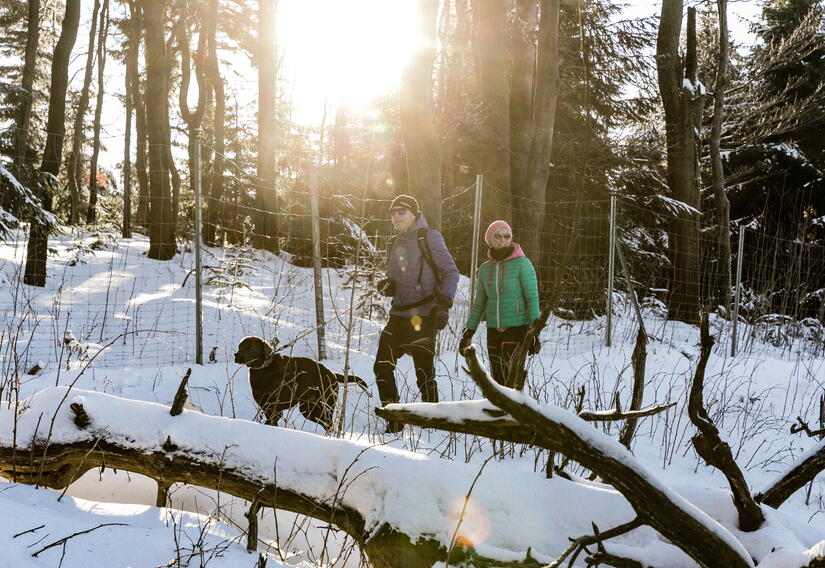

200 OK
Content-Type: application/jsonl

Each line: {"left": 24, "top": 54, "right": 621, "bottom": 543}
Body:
{"left": 495, "top": 263, "right": 501, "bottom": 326}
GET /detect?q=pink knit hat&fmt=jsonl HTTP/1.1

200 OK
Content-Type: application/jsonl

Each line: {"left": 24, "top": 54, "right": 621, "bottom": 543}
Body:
{"left": 484, "top": 220, "right": 512, "bottom": 246}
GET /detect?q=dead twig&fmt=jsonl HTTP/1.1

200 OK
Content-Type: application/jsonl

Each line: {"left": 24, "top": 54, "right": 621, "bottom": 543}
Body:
{"left": 31, "top": 522, "right": 128, "bottom": 557}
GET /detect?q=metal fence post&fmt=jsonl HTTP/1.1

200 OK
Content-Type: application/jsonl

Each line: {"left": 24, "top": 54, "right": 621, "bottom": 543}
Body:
{"left": 469, "top": 174, "right": 483, "bottom": 304}
{"left": 309, "top": 167, "right": 327, "bottom": 360}
{"left": 731, "top": 225, "right": 745, "bottom": 356}
{"left": 193, "top": 133, "right": 203, "bottom": 365}
{"left": 606, "top": 191, "right": 617, "bottom": 347}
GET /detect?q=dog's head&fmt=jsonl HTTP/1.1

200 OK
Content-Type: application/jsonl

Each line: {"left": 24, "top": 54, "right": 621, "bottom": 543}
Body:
{"left": 234, "top": 336, "right": 274, "bottom": 368}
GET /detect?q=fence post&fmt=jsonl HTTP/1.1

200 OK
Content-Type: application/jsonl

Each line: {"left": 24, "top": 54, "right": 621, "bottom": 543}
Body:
{"left": 731, "top": 225, "right": 745, "bottom": 356}
{"left": 309, "top": 167, "right": 327, "bottom": 360}
{"left": 193, "top": 133, "right": 204, "bottom": 365}
{"left": 469, "top": 174, "right": 483, "bottom": 304}
{"left": 606, "top": 191, "right": 617, "bottom": 347}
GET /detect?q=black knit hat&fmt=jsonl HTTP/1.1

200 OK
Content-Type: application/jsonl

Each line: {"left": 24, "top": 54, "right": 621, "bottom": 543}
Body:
{"left": 388, "top": 194, "right": 419, "bottom": 216}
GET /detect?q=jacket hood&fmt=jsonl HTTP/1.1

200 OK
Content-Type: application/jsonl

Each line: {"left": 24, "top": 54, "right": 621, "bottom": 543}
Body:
{"left": 486, "top": 243, "right": 526, "bottom": 262}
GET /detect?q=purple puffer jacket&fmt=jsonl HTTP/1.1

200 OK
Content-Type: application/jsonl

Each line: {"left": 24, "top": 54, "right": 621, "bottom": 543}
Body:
{"left": 386, "top": 214, "right": 459, "bottom": 318}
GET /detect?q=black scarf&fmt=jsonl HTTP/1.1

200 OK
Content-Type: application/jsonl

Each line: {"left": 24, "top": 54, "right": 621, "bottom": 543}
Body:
{"left": 489, "top": 245, "right": 514, "bottom": 261}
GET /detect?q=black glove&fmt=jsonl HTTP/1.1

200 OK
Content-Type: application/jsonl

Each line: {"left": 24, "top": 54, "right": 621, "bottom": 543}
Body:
{"left": 459, "top": 328, "right": 475, "bottom": 353}
{"left": 435, "top": 292, "right": 453, "bottom": 310}
{"left": 376, "top": 278, "right": 395, "bottom": 297}
{"left": 528, "top": 334, "right": 541, "bottom": 356}
{"left": 431, "top": 308, "right": 449, "bottom": 331}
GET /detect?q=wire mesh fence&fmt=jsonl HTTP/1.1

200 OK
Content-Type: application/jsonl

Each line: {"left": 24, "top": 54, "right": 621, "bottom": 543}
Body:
{"left": 6, "top": 139, "right": 825, "bottom": 372}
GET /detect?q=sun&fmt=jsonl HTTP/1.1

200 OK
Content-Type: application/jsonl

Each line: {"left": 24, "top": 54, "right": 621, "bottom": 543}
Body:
{"left": 279, "top": 0, "right": 420, "bottom": 122}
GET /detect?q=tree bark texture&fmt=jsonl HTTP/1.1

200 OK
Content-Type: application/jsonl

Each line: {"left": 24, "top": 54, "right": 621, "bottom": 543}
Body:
{"left": 65, "top": 0, "right": 100, "bottom": 226}
{"left": 130, "top": 1, "right": 149, "bottom": 228}
{"left": 23, "top": 0, "right": 81, "bottom": 287}
{"left": 473, "top": 0, "right": 512, "bottom": 223}
{"left": 618, "top": 325, "right": 648, "bottom": 449}
{"left": 177, "top": 13, "right": 207, "bottom": 235}
{"left": 203, "top": 0, "right": 225, "bottom": 247}
{"left": 462, "top": 347, "right": 753, "bottom": 568}
{"left": 254, "top": 0, "right": 279, "bottom": 253}
{"left": 86, "top": 0, "right": 110, "bottom": 224}
{"left": 122, "top": 0, "right": 137, "bottom": 238}
{"left": 400, "top": 0, "right": 442, "bottom": 228}
{"left": 656, "top": 0, "right": 701, "bottom": 324}
{"left": 758, "top": 442, "right": 825, "bottom": 509}
{"left": 710, "top": 0, "right": 732, "bottom": 308}
{"left": 508, "top": 0, "right": 537, "bottom": 202}
{"left": 14, "top": 0, "right": 40, "bottom": 172}
{"left": 516, "top": 0, "right": 560, "bottom": 263}
{"left": 688, "top": 314, "right": 765, "bottom": 531}
{"left": 142, "top": 0, "right": 176, "bottom": 260}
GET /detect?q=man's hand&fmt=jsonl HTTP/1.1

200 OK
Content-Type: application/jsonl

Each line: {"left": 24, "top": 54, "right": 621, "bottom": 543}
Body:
{"left": 431, "top": 308, "right": 449, "bottom": 331}
{"left": 376, "top": 278, "right": 395, "bottom": 297}
{"left": 458, "top": 328, "right": 475, "bottom": 353}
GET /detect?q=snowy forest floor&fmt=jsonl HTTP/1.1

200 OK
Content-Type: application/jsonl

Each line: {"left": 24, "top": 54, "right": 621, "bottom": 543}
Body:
{"left": 1, "top": 227, "right": 825, "bottom": 568}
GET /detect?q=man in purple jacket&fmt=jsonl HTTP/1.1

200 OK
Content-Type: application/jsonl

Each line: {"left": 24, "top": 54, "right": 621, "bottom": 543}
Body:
{"left": 375, "top": 195, "right": 460, "bottom": 432}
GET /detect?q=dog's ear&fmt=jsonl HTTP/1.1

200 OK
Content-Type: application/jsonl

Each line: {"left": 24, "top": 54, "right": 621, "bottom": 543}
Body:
{"left": 259, "top": 338, "right": 273, "bottom": 358}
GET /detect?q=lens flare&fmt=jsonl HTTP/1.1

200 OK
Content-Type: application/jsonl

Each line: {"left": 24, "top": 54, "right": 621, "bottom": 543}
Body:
{"left": 446, "top": 496, "right": 491, "bottom": 548}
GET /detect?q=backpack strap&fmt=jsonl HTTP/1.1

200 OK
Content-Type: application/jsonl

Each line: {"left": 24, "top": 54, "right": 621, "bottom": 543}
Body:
{"left": 417, "top": 228, "right": 442, "bottom": 286}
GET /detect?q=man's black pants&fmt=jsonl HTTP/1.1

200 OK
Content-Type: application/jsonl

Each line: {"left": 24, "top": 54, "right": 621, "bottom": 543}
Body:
{"left": 374, "top": 315, "right": 439, "bottom": 407}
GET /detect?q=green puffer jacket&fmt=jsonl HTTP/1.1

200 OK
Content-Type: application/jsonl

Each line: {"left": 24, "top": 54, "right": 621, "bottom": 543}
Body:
{"left": 466, "top": 244, "right": 540, "bottom": 330}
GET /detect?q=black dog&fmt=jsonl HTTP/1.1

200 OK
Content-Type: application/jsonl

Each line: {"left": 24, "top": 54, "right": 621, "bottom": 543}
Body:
{"left": 234, "top": 336, "right": 370, "bottom": 431}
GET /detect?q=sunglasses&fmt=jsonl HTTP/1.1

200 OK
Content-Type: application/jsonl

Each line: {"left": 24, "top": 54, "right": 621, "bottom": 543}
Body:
{"left": 390, "top": 208, "right": 408, "bottom": 216}
{"left": 493, "top": 232, "right": 511, "bottom": 239}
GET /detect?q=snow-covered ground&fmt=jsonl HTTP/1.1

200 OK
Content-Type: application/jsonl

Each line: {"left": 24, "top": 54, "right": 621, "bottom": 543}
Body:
{"left": 1, "top": 228, "right": 824, "bottom": 567}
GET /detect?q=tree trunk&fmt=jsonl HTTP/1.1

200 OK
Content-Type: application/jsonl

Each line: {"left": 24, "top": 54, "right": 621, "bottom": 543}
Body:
{"left": 473, "top": 0, "right": 512, "bottom": 223}
{"left": 66, "top": 0, "right": 100, "bottom": 225}
{"left": 710, "top": 0, "right": 731, "bottom": 309}
{"left": 688, "top": 314, "right": 765, "bottom": 531}
{"left": 516, "top": 0, "right": 559, "bottom": 262}
{"left": 254, "top": 0, "right": 279, "bottom": 253}
{"left": 203, "top": 0, "right": 225, "bottom": 247}
{"left": 176, "top": 13, "right": 207, "bottom": 239}
{"left": 86, "top": 0, "right": 109, "bottom": 225}
{"left": 656, "top": 0, "right": 701, "bottom": 325}
{"left": 23, "top": 0, "right": 81, "bottom": 287}
{"left": 165, "top": 33, "right": 182, "bottom": 224}
{"left": 129, "top": 0, "right": 149, "bottom": 229}
{"left": 122, "top": 0, "right": 136, "bottom": 238}
{"left": 509, "top": 0, "right": 537, "bottom": 207}
{"left": 400, "top": 0, "right": 441, "bottom": 228}
{"left": 14, "top": 0, "right": 40, "bottom": 174}
{"left": 142, "top": 0, "right": 175, "bottom": 260}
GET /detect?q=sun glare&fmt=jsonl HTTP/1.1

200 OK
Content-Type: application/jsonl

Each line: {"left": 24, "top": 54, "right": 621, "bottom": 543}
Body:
{"left": 279, "top": 0, "right": 420, "bottom": 122}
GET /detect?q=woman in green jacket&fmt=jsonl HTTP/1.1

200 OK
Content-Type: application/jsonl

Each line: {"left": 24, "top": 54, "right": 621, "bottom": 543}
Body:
{"left": 459, "top": 220, "right": 540, "bottom": 387}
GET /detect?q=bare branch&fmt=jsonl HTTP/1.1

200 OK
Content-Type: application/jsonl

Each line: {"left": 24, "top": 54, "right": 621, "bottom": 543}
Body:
{"left": 687, "top": 313, "right": 764, "bottom": 531}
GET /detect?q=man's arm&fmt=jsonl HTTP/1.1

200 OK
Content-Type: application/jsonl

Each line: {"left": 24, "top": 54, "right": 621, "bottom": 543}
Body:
{"left": 427, "top": 230, "right": 460, "bottom": 301}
